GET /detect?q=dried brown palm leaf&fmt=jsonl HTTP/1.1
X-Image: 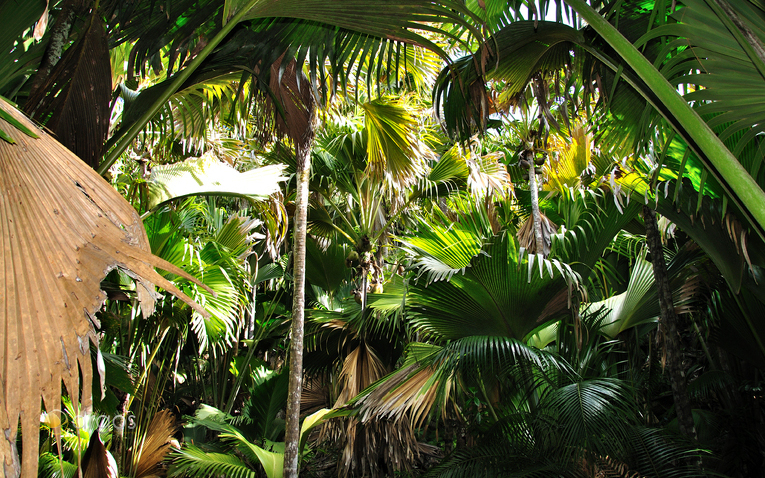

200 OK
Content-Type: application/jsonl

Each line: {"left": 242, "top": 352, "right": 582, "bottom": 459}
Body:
{"left": 268, "top": 55, "right": 315, "bottom": 150}
{"left": 338, "top": 417, "right": 423, "bottom": 478}
{"left": 357, "top": 363, "right": 452, "bottom": 428}
{"left": 300, "top": 374, "right": 333, "bottom": 417}
{"left": 81, "top": 432, "right": 118, "bottom": 478}
{"left": 334, "top": 343, "right": 388, "bottom": 406}
{"left": 132, "top": 409, "right": 179, "bottom": 478}
{"left": 0, "top": 99, "right": 209, "bottom": 478}
{"left": 517, "top": 212, "right": 557, "bottom": 256}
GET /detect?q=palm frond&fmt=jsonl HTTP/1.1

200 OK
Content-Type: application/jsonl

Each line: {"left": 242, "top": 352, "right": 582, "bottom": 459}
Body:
{"left": 147, "top": 154, "right": 286, "bottom": 210}
{"left": 639, "top": 0, "right": 765, "bottom": 170}
{"left": 551, "top": 189, "right": 642, "bottom": 277}
{"left": 132, "top": 409, "right": 179, "bottom": 478}
{"left": 400, "top": 216, "right": 485, "bottom": 283}
{"left": 407, "top": 232, "right": 580, "bottom": 341}
{"left": 169, "top": 446, "right": 258, "bottom": 478}
{"left": 24, "top": 11, "right": 111, "bottom": 168}
{"left": 241, "top": 368, "right": 290, "bottom": 442}
{"left": 0, "top": 98, "right": 208, "bottom": 478}
{"left": 362, "top": 95, "right": 432, "bottom": 186}
{"left": 544, "top": 378, "right": 636, "bottom": 456}
{"left": 597, "top": 248, "right": 704, "bottom": 337}
{"left": 423, "top": 444, "right": 584, "bottom": 478}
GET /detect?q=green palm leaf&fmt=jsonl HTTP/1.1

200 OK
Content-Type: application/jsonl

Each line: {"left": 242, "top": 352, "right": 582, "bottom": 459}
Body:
{"left": 241, "top": 368, "right": 290, "bottom": 442}
{"left": 169, "top": 446, "right": 259, "bottom": 478}
{"left": 400, "top": 217, "right": 484, "bottom": 283}
{"left": 638, "top": 0, "right": 765, "bottom": 162}
{"left": 544, "top": 378, "right": 635, "bottom": 455}
{"left": 147, "top": 154, "right": 286, "bottom": 210}
{"left": 592, "top": 246, "right": 702, "bottom": 338}
{"left": 362, "top": 96, "right": 431, "bottom": 185}
{"left": 0, "top": 98, "right": 38, "bottom": 144}
{"left": 408, "top": 232, "right": 580, "bottom": 341}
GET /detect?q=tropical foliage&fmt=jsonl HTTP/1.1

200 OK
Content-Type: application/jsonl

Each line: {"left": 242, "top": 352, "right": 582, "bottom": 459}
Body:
{"left": 2, "top": 0, "right": 765, "bottom": 477}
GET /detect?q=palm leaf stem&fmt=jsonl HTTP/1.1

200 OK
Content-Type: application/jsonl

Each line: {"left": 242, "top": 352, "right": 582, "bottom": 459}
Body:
{"left": 126, "top": 326, "right": 169, "bottom": 412}
{"left": 97, "top": 0, "right": 264, "bottom": 175}
{"left": 372, "top": 193, "right": 419, "bottom": 243}
{"left": 566, "top": 0, "right": 765, "bottom": 239}
{"left": 225, "top": 338, "right": 260, "bottom": 415}
{"left": 478, "top": 369, "right": 499, "bottom": 422}
{"left": 319, "top": 192, "right": 360, "bottom": 245}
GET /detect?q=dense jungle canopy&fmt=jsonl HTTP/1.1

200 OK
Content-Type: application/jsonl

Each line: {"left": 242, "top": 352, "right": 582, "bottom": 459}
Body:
{"left": 1, "top": 0, "right": 765, "bottom": 477}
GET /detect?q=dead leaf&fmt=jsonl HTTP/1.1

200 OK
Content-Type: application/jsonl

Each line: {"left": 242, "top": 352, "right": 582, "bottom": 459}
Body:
{"left": 0, "top": 99, "right": 209, "bottom": 478}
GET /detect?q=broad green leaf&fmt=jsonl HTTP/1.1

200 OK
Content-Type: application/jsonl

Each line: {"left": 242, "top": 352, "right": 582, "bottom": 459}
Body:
{"left": 147, "top": 153, "right": 286, "bottom": 209}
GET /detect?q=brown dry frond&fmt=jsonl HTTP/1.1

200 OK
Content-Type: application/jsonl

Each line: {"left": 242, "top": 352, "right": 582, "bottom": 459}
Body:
{"left": 132, "top": 409, "right": 179, "bottom": 478}
{"left": 517, "top": 212, "right": 557, "bottom": 256}
{"left": 724, "top": 211, "right": 754, "bottom": 274}
{"left": 0, "top": 99, "right": 208, "bottom": 478}
{"left": 334, "top": 343, "right": 388, "bottom": 406}
{"left": 300, "top": 374, "right": 333, "bottom": 417}
{"left": 337, "top": 417, "right": 433, "bottom": 478}
{"left": 315, "top": 343, "right": 437, "bottom": 478}
{"left": 81, "top": 432, "right": 118, "bottom": 478}
{"left": 357, "top": 363, "right": 452, "bottom": 428}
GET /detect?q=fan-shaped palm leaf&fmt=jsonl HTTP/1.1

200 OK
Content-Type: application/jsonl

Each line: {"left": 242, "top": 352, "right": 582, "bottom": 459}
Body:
{"left": 544, "top": 125, "right": 593, "bottom": 193}
{"left": 399, "top": 216, "right": 484, "bottom": 283}
{"left": 408, "top": 232, "right": 580, "bottom": 341}
{"left": 362, "top": 95, "right": 432, "bottom": 186}
{"left": 596, "top": 250, "right": 702, "bottom": 337}
{"left": 0, "top": 99, "right": 209, "bottom": 478}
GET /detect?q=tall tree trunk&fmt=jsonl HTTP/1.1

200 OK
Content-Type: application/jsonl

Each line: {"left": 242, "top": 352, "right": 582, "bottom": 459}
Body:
{"left": 26, "top": 0, "right": 83, "bottom": 99}
{"left": 528, "top": 152, "right": 545, "bottom": 255}
{"left": 283, "top": 130, "right": 316, "bottom": 478}
{"left": 643, "top": 205, "right": 697, "bottom": 440}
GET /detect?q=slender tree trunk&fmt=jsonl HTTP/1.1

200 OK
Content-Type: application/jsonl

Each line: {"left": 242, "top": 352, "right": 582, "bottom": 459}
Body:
{"left": 528, "top": 152, "right": 545, "bottom": 255}
{"left": 643, "top": 206, "right": 697, "bottom": 440}
{"left": 283, "top": 132, "right": 315, "bottom": 478}
{"left": 26, "top": 0, "right": 82, "bottom": 99}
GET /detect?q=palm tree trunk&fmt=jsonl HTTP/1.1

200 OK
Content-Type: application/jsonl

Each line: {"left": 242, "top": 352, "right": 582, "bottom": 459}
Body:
{"left": 642, "top": 205, "right": 697, "bottom": 440}
{"left": 528, "top": 154, "right": 545, "bottom": 255}
{"left": 283, "top": 131, "right": 315, "bottom": 478}
{"left": 26, "top": 0, "right": 81, "bottom": 99}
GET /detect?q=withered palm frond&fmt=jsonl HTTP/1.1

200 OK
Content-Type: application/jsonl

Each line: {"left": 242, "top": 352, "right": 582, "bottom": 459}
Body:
{"left": 0, "top": 99, "right": 208, "bottom": 478}
{"left": 517, "top": 212, "right": 557, "bottom": 256}
{"left": 132, "top": 409, "right": 180, "bottom": 478}
{"left": 335, "top": 342, "right": 388, "bottom": 407}
{"left": 356, "top": 361, "right": 451, "bottom": 428}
